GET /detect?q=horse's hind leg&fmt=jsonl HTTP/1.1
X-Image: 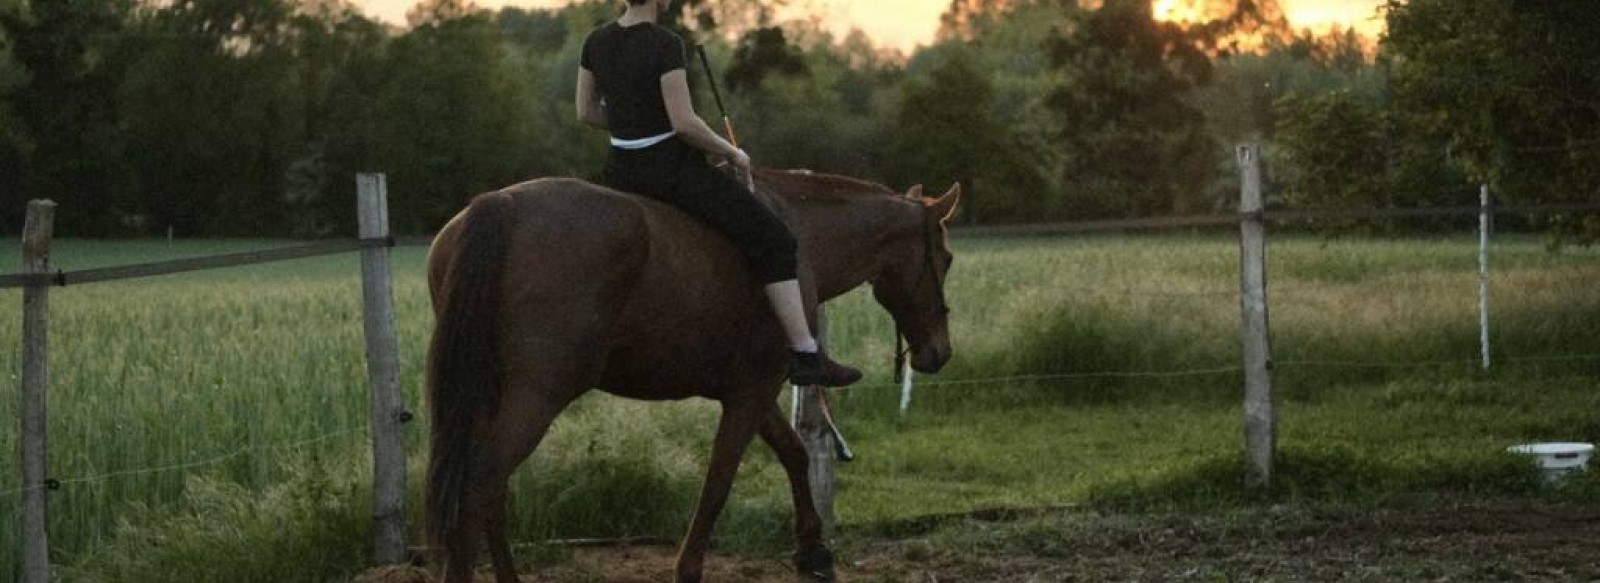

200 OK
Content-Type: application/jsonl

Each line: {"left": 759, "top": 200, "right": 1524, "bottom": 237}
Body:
{"left": 675, "top": 399, "right": 764, "bottom": 583}
{"left": 481, "top": 371, "right": 584, "bottom": 583}
{"left": 757, "top": 402, "right": 834, "bottom": 582}
{"left": 482, "top": 478, "right": 520, "bottom": 583}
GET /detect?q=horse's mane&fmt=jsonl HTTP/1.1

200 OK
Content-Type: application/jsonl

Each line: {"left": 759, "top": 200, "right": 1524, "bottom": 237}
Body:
{"left": 755, "top": 168, "right": 900, "bottom": 202}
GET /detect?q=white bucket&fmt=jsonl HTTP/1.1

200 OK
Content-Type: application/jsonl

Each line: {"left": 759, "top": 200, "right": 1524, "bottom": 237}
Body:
{"left": 1507, "top": 442, "right": 1594, "bottom": 482}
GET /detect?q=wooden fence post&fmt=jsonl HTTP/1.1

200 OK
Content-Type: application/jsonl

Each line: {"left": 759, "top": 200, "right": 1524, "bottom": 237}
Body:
{"left": 21, "top": 200, "right": 57, "bottom": 583}
{"left": 1478, "top": 184, "right": 1492, "bottom": 372}
{"left": 792, "top": 309, "right": 835, "bottom": 534}
{"left": 1236, "top": 145, "right": 1275, "bottom": 489}
{"left": 358, "top": 174, "right": 407, "bottom": 564}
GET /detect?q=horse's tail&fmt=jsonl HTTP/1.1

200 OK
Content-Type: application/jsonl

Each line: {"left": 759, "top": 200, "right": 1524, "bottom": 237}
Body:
{"left": 425, "top": 191, "right": 514, "bottom": 559}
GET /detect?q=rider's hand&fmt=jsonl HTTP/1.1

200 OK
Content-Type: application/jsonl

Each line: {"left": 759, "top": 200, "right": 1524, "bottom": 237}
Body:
{"left": 729, "top": 148, "right": 752, "bottom": 173}
{"left": 727, "top": 148, "right": 754, "bottom": 188}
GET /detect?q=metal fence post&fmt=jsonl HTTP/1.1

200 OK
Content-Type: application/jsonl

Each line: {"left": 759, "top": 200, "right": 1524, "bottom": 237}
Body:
{"left": 792, "top": 309, "right": 835, "bottom": 533}
{"left": 21, "top": 200, "right": 57, "bottom": 583}
{"left": 358, "top": 174, "right": 408, "bottom": 564}
{"left": 1236, "top": 145, "right": 1275, "bottom": 489}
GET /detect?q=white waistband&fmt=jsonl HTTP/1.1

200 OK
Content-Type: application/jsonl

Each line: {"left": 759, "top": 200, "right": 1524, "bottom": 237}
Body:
{"left": 610, "top": 131, "right": 676, "bottom": 150}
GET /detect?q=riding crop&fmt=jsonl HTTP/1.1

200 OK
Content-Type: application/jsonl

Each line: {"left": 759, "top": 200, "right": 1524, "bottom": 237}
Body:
{"left": 697, "top": 42, "right": 854, "bottom": 462}
{"left": 695, "top": 44, "right": 739, "bottom": 147}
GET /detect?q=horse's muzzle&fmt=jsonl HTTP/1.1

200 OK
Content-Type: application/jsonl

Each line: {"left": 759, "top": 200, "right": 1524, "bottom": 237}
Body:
{"left": 911, "top": 343, "right": 950, "bottom": 374}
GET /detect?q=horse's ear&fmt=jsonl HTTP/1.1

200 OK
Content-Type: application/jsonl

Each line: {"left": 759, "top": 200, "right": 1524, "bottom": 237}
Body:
{"left": 933, "top": 183, "right": 962, "bottom": 223}
{"left": 904, "top": 184, "right": 924, "bottom": 200}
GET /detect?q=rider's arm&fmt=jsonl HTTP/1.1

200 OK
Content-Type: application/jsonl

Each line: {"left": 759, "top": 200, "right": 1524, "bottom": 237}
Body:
{"left": 661, "top": 69, "right": 749, "bottom": 171}
{"left": 575, "top": 68, "right": 608, "bottom": 130}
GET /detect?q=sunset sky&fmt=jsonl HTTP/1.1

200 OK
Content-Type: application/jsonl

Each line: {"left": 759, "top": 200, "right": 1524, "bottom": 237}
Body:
{"left": 353, "top": 0, "right": 1389, "bottom": 53}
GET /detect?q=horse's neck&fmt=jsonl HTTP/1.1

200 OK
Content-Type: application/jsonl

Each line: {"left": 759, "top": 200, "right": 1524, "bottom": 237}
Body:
{"left": 782, "top": 195, "right": 913, "bottom": 302}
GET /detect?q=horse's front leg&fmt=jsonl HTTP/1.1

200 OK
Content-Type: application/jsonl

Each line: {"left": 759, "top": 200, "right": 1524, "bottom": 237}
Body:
{"left": 675, "top": 398, "right": 763, "bottom": 583}
{"left": 757, "top": 402, "right": 834, "bottom": 582}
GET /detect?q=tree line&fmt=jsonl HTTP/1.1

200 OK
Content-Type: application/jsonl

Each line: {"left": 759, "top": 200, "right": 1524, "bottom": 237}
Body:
{"left": 0, "top": 0, "right": 1595, "bottom": 239}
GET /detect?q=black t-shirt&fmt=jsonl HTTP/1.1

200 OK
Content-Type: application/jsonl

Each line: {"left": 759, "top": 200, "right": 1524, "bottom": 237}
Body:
{"left": 580, "top": 21, "right": 687, "bottom": 140}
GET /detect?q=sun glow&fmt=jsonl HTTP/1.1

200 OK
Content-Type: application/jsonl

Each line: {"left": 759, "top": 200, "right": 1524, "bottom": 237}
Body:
{"left": 1152, "top": 0, "right": 1208, "bottom": 24}
{"left": 354, "top": 0, "right": 1387, "bottom": 49}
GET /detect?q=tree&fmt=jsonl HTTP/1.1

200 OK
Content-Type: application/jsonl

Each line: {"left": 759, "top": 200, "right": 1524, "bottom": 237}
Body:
{"left": 1048, "top": 0, "right": 1217, "bottom": 217}
{"left": 282, "top": 4, "right": 390, "bottom": 235}
{"left": 725, "top": 26, "right": 806, "bottom": 94}
{"left": 497, "top": 7, "right": 567, "bottom": 54}
{"left": 714, "top": 24, "right": 891, "bottom": 183}
{"left": 358, "top": 10, "right": 541, "bottom": 233}
{"left": 894, "top": 46, "right": 1049, "bottom": 223}
{"left": 1272, "top": 89, "right": 1390, "bottom": 211}
{"left": 1, "top": 0, "right": 131, "bottom": 234}
{"left": 1384, "top": 0, "right": 1600, "bottom": 203}
{"left": 0, "top": 0, "right": 32, "bottom": 231}
{"left": 116, "top": 0, "right": 312, "bottom": 235}
{"left": 937, "top": 0, "right": 1029, "bottom": 42}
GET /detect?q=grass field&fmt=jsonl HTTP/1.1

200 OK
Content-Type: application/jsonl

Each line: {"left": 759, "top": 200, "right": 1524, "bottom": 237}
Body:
{"left": 1, "top": 234, "right": 1597, "bottom": 582}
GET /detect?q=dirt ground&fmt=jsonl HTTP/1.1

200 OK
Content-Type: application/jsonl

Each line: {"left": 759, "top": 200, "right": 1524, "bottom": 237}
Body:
{"left": 353, "top": 502, "right": 1600, "bottom": 582}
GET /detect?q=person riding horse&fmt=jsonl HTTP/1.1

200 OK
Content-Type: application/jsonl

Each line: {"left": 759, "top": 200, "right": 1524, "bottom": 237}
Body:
{"left": 576, "top": 0, "right": 861, "bottom": 387}
{"left": 420, "top": 2, "right": 961, "bottom": 582}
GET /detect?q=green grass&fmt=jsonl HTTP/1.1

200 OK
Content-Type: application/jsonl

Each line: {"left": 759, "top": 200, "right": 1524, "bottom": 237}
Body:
{"left": 0, "top": 235, "right": 1596, "bottom": 581}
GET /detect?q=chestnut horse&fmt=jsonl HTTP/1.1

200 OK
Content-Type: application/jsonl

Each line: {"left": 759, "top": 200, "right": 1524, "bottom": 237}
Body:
{"left": 424, "top": 169, "right": 960, "bottom": 583}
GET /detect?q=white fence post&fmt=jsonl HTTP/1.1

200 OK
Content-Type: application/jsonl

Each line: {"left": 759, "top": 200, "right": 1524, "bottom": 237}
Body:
{"left": 898, "top": 361, "right": 914, "bottom": 416}
{"left": 1236, "top": 145, "right": 1275, "bottom": 489}
{"left": 1478, "top": 184, "right": 1492, "bottom": 372}
{"left": 358, "top": 174, "right": 408, "bottom": 564}
{"left": 21, "top": 200, "right": 57, "bottom": 583}
{"left": 792, "top": 309, "right": 835, "bottom": 533}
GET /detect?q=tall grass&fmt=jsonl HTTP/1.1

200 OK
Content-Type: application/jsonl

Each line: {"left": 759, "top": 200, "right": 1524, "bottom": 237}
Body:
{"left": 0, "top": 235, "right": 1595, "bottom": 581}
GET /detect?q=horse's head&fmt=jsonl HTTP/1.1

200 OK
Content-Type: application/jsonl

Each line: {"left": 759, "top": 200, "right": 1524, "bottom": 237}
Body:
{"left": 871, "top": 183, "right": 961, "bottom": 374}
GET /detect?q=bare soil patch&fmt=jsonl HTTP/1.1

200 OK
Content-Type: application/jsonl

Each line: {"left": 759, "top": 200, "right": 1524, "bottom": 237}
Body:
{"left": 353, "top": 502, "right": 1600, "bottom": 582}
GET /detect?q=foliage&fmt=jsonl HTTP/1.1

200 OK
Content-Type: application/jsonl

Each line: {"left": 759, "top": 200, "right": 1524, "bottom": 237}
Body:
{"left": 0, "top": 0, "right": 129, "bottom": 234}
{"left": 361, "top": 11, "right": 540, "bottom": 233}
{"left": 1383, "top": 0, "right": 1600, "bottom": 240}
{"left": 67, "top": 465, "right": 371, "bottom": 583}
{"left": 725, "top": 26, "right": 806, "bottom": 94}
{"left": 898, "top": 2, "right": 1066, "bottom": 223}
{"left": 892, "top": 46, "right": 1049, "bottom": 223}
{"left": 1046, "top": 0, "right": 1218, "bottom": 217}
{"left": 0, "top": 0, "right": 29, "bottom": 227}
{"left": 0, "top": 0, "right": 1594, "bottom": 234}
{"left": 1273, "top": 89, "right": 1391, "bottom": 209}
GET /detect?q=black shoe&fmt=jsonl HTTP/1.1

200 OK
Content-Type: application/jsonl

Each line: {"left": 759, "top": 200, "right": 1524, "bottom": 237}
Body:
{"left": 790, "top": 351, "right": 863, "bottom": 387}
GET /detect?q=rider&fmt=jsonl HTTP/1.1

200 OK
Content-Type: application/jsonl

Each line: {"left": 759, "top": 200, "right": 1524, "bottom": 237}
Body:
{"left": 576, "top": 0, "right": 861, "bottom": 387}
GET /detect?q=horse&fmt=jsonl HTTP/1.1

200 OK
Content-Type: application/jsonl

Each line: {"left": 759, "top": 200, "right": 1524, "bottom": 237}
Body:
{"left": 424, "top": 168, "right": 961, "bottom": 583}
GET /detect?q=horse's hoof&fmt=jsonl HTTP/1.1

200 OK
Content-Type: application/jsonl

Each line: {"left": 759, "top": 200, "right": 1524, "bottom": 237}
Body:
{"left": 793, "top": 543, "right": 836, "bottom": 582}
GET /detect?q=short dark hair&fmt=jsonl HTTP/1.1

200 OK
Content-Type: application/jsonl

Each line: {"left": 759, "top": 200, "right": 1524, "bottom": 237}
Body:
{"left": 628, "top": 0, "right": 651, "bottom": 5}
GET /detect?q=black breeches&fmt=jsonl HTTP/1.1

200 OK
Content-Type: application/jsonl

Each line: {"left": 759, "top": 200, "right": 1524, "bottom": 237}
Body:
{"left": 601, "top": 137, "right": 798, "bottom": 284}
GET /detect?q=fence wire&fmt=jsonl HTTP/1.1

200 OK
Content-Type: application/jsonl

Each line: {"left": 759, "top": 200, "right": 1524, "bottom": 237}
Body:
{"left": 0, "top": 423, "right": 368, "bottom": 501}
{"left": 2, "top": 194, "right": 1595, "bottom": 548}
{"left": 966, "top": 279, "right": 1237, "bottom": 298}
{"left": 848, "top": 353, "right": 1600, "bottom": 393}
{"left": 949, "top": 201, "right": 1600, "bottom": 239}
{"left": 1279, "top": 353, "right": 1600, "bottom": 370}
